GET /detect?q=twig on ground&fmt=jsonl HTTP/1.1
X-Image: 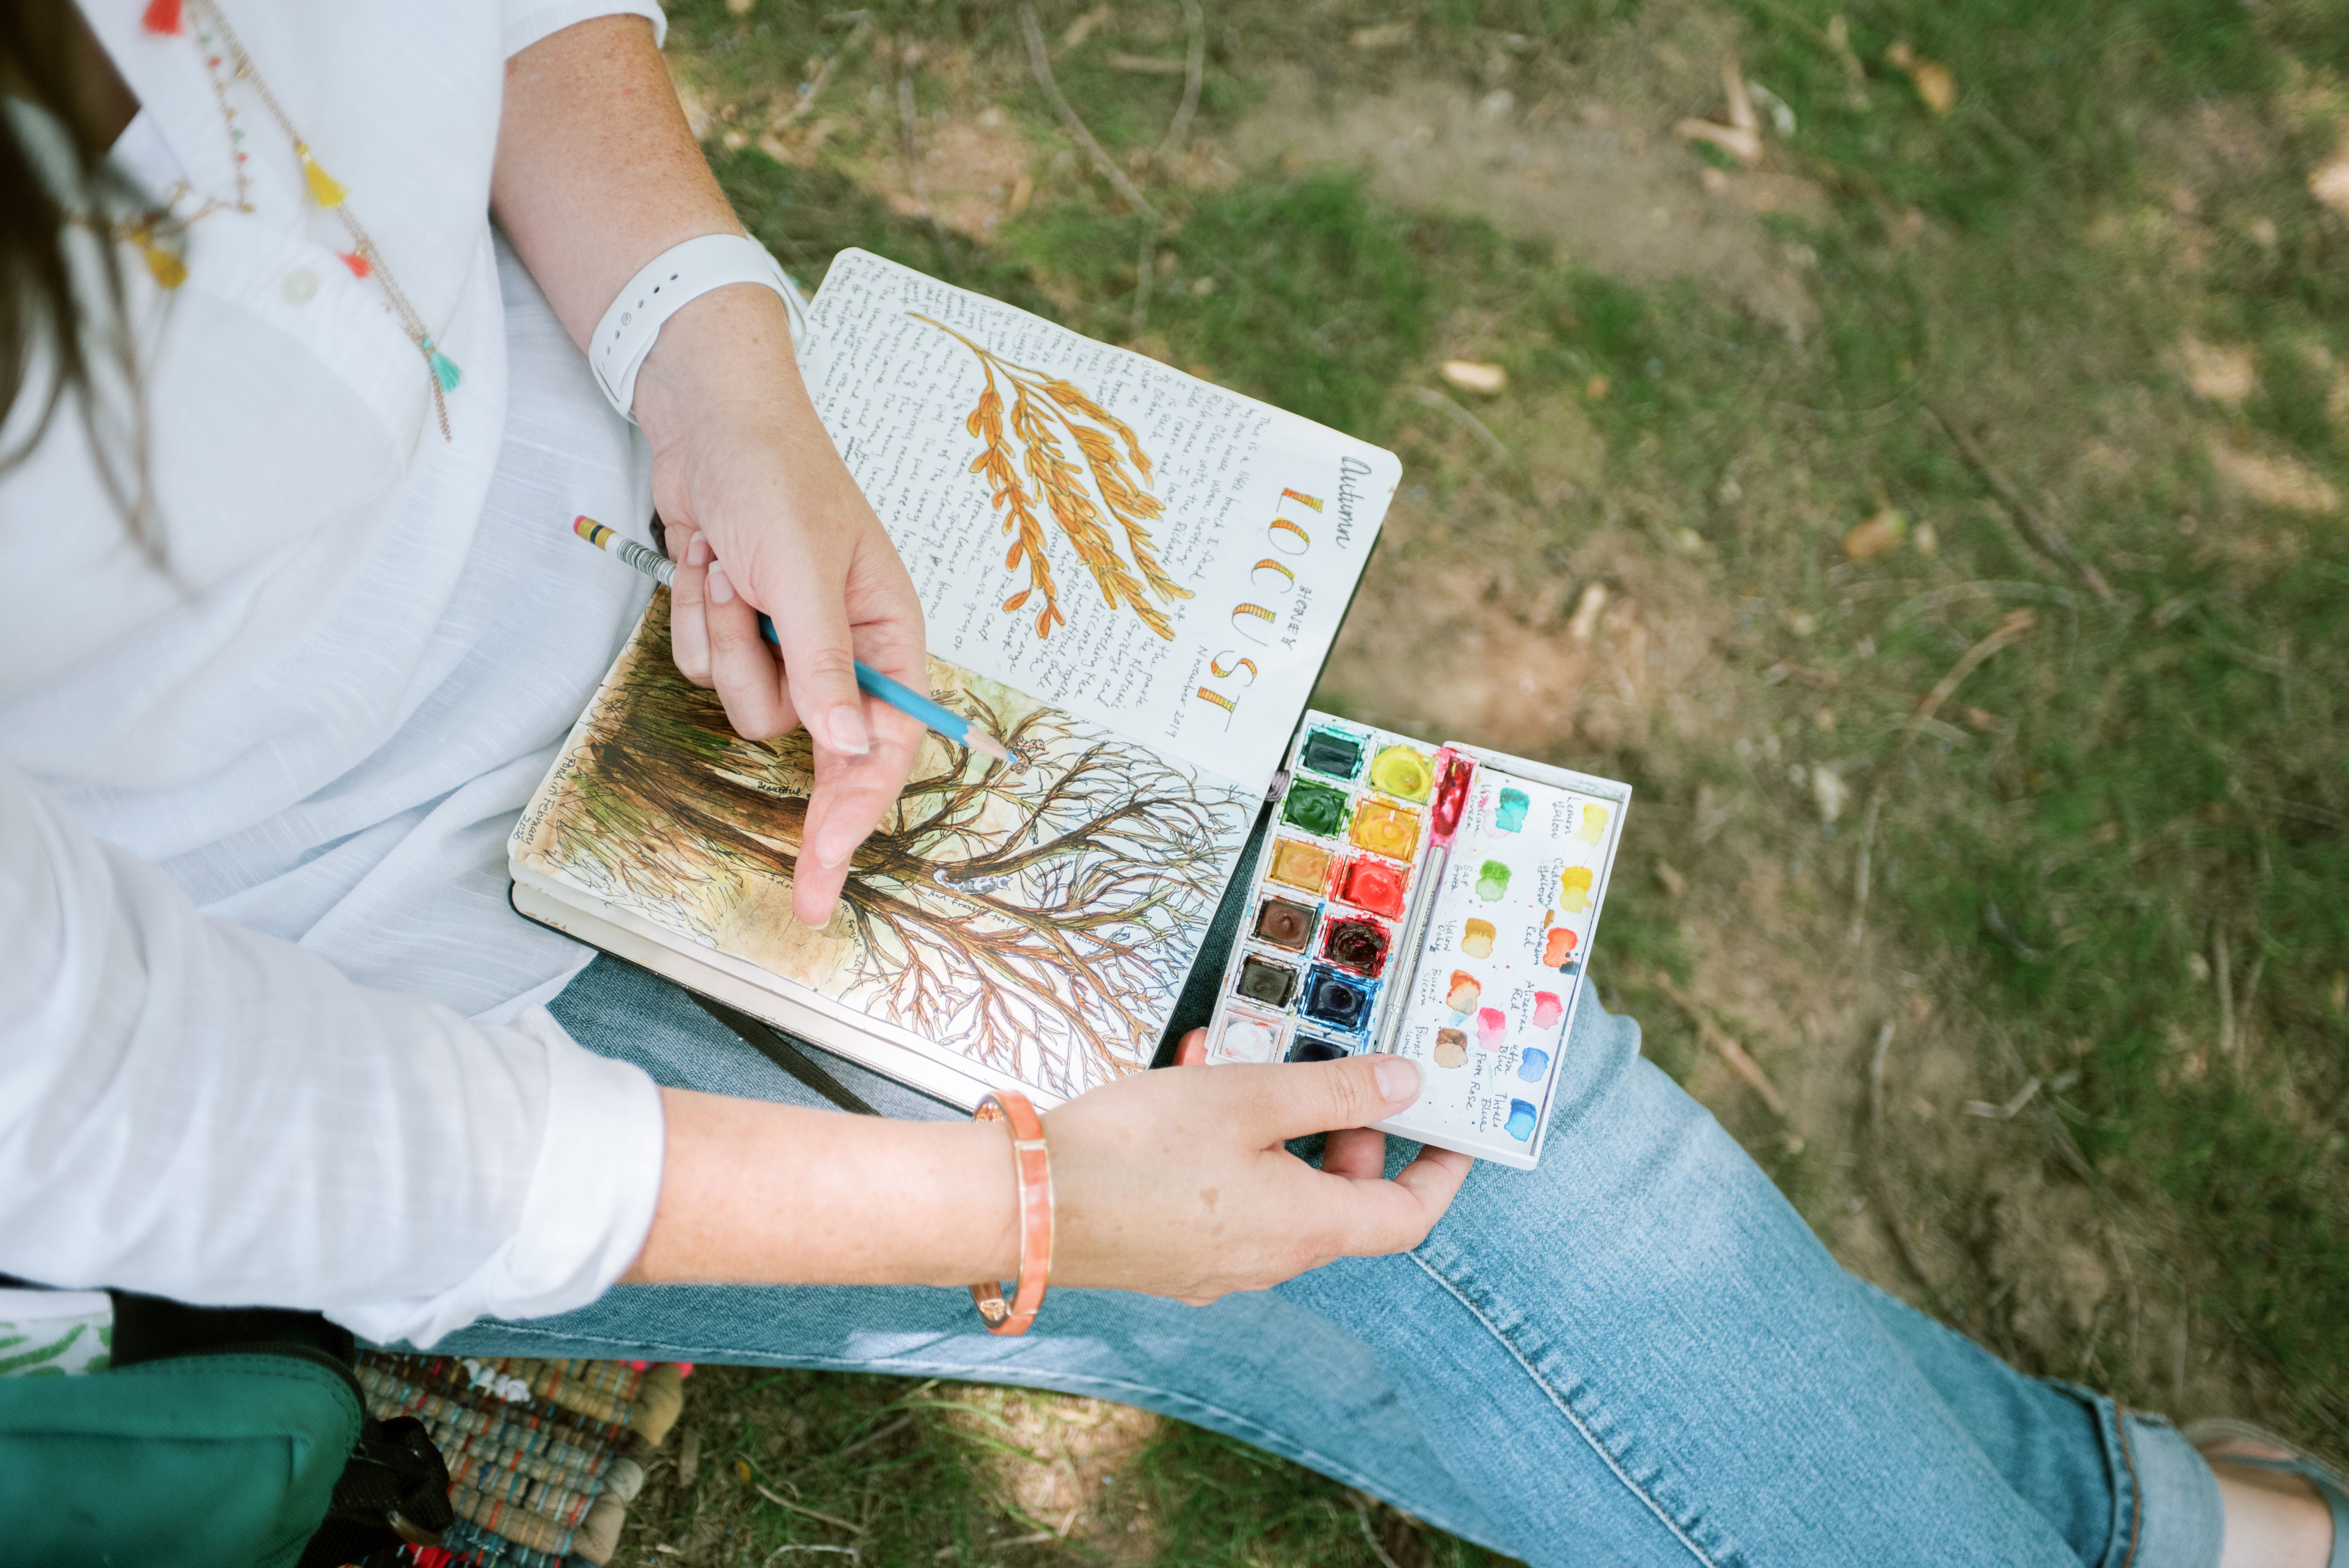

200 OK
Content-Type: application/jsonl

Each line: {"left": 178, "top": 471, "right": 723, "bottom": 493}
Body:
{"left": 2108, "top": 1220, "right": 2143, "bottom": 1374}
{"left": 895, "top": 39, "right": 957, "bottom": 268}
{"left": 1017, "top": 5, "right": 1162, "bottom": 223}
{"left": 763, "top": 1549, "right": 859, "bottom": 1564}
{"left": 756, "top": 1484, "right": 867, "bottom": 1535}
{"left": 1155, "top": 0, "right": 1206, "bottom": 162}
{"left": 1848, "top": 607, "right": 2038, "bottom": 944}
{"left": 1407, "top": 386, "right": 1512, "bottom": 467}
{"left": 1925, "top": 403, "right": 2115, "bottom": 603}
{"left": 833, "top": 1412, "right": 914, "bottom": 1459}
{"left": 1868, "top": 1022, "right": 1942, "bottom": 1295}
{"left": 771, "top": 16, "right": 871, "bottom": 133}
{"left": 2214, "top": 921, "right": 2235, "bottom": 1058}
{"left": 1347, "top": 1496, "right": 1406, "bottom": 1568}
{"left": 1131, "top": 225, "right": 1155, "bottom": 335}
{"left": 1654, "top": 972, "right": 1790, "bottom": 1117}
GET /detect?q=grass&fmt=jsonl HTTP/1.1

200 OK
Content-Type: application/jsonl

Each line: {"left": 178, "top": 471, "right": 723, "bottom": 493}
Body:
{"left": 626, "top": 0, "right": 2349, "bottom": 1559}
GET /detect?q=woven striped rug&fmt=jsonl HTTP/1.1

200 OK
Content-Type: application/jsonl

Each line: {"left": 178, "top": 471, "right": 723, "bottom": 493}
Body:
{"left": 354, "top": 1351, "right": 688, "bottom": 1567}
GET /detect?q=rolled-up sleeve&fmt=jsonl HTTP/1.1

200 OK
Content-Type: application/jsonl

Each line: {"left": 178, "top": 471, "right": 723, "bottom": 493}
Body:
{"left": 503, "top": 0, "right": 667, "bottom": 59}
{"left": 0, "top": 762, "right": 665, "bottom": 1348}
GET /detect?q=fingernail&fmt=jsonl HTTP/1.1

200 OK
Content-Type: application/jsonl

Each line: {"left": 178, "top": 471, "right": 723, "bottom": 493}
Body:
{"left": 685, "top": 536, "right": 711, "bottom": 567}
{"left": 1373, "top": 1056, "right": 1419, "bottom": 1102}
{"left": 707, "top": 564, "right": 735, "bottom": 604}
{"left": 826, "top": 705, "right": 871, "bottom": 756}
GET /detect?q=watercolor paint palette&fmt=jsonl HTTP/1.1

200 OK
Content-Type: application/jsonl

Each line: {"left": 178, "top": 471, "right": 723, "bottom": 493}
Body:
{"left": 1203, "top": 712, "right": 1629, "bottom": 1170}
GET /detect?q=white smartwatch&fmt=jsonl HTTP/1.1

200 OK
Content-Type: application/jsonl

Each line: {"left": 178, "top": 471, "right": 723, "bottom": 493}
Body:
{"left": 590, "top": 233, "right": 813, "bottom": 423}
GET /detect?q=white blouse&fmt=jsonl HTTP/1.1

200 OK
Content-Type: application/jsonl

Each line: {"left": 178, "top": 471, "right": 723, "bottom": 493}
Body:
{"left": 0, "top": 1, "right": 680, "bottom": 1346}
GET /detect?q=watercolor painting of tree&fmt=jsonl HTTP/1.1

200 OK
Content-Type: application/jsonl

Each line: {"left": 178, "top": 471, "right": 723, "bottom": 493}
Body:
{"left": 532, "top": 595, "right": 1247, "bottom": 1096}
{"left": 917, "top": 312, "right": 1192, "bottom": 643}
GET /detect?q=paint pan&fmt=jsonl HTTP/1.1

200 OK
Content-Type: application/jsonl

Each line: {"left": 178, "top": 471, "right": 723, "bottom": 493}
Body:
{"left": 1253, "top": 895, "right": 1319, "bottom": 953}
{"left": 1287, "top": 1036, "right": 1350, "bottom": 1063}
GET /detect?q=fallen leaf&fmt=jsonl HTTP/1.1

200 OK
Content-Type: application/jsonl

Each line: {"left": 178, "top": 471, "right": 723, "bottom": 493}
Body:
{"left": 1842, "top": 506, "right": 1906, "bottom": 560}
{"left": 1585, "top": 373, "right": 1610, "bottom": 399}
{"left": 1811, "top": 765, "right": 1849, "bottom": 825}
{"left": 2208, "top": 440, "right": 2339, "bottom": 513}
{"left": 1676, "top": 118, "right": 1762, "bottom": 167}
{"left": 1910, "top": 60, "right": 1957, "bottom": 113}
{"left": 1566, "top": 582, "right": 1609, "bottom": 642}
{"left": 1886, "top": 42, "right": 1957, "bottom": 113}
{"left": 1912, "top": 520, "right": 1939, "bottom": 555}
{"left": 2179, "top": 334, "right": 2256, "bottom": 406}
{"left": 1439, "top": 359, "right": 1508, "bottom": 395}
{"left": 1654, "top": 861, "right": 1687, "bottom": 898}
{"left": 2310, "top": 145, "right": 2349, "bottom": 217}
{"left": 1062, "top": 4, "right": 1111, "bottom": 49}
{"left": 1349, "top": 21, "right": 1413, "bottom": 49}
{"left": 725, "top": 0, "right": 753, "bottom": 13}
{"left": 1674, "top": 56, "right": 1766, "bottom": 166}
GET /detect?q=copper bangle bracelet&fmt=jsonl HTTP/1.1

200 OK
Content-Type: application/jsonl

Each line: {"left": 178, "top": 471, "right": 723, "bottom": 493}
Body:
{"left": 970, "top": 1090, "right": 1054, "bottom": 1335}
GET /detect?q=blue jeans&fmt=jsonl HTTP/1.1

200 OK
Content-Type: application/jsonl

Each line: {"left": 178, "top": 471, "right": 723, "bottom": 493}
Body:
{"left": 435, "top": 958, "right": 2225, "bottom": 1567}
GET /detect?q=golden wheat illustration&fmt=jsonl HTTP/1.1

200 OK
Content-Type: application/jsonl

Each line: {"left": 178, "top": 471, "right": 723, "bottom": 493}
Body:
{"left": 916, "top": 313, "right": 1191, "bottom": 641}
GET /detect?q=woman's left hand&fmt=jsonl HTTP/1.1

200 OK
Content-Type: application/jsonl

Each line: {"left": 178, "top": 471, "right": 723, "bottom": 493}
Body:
{"left": 630, "top": 281, "right": 928, "bottom": 927}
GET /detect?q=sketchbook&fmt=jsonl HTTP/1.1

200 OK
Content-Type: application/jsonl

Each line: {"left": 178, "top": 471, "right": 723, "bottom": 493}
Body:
{"left": 510, "top": 250, "right": 1628, "bottom": 1160}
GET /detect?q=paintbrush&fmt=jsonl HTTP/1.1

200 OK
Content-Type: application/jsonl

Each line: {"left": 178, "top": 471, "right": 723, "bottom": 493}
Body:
{"left": 1373, "top": 749, "right": 1478, "bottom": 1056}
{"left": 569, "top": 515, "right": 1012, "bottom": 763}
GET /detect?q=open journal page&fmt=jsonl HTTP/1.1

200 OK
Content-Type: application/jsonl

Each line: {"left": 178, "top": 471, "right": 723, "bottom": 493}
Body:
{"left": 797, "top": 249, "right": 1398, "bottom": 793}
{"left": 513, "top": 595, "right": 1254, "bottom": 1101}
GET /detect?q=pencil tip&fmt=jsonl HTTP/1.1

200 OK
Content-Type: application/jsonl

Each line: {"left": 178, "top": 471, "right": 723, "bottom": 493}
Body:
{"left": 968, "top": 730, "right": 1013, "bottom": 763}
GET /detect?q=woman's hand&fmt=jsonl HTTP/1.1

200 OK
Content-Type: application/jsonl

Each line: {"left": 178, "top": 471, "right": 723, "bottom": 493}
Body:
{"left": 623, "top": 1032, "right": 1475, "bottom": 1303}
{"left": 1042, "top": 1032, "right": 1474, "bottom": 1302}
{"left": 630, "top": 283, "right": 927, "bottom": 928}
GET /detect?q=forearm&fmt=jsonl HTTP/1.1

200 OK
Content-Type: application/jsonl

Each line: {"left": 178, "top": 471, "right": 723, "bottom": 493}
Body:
{"left": 621, "top": 1090, "right": 1020, "bottom": 1287}
{"left": 491, "top": 15, "right": 738, "bottom": 352}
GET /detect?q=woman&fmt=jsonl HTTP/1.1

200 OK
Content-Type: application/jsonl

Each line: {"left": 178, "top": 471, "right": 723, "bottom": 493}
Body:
{"left": 0, "top": 3, "right": 2335, "bottom": 1563}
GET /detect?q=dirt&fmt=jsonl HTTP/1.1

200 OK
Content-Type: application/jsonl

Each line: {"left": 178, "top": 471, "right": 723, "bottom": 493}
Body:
{"left": 1282, "top": 26, "right": 2286, "bottom": 1438}
{"left": 934, "top": 1388, "right": 1167, "bottom": 1563}
{"left": 1223, "top": 5, "right": 1829, "bottom": 342}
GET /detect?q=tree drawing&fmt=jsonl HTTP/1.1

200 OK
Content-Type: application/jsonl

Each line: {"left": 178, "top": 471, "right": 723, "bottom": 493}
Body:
{"left": 916, "top": 312, "right": 1192, "bottom": 642}
{"left": 533, "top": 596, "right": 1246, "bottom": 1096}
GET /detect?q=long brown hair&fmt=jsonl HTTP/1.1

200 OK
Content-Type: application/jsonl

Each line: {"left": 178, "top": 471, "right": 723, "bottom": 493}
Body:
{"left": 0, "top": 1, "right": 154, "bottom": 551}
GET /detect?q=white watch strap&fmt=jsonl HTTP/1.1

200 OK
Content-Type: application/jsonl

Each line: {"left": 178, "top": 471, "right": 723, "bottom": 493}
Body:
{"left": 591, "top": 233, "right": 812, "bottom": 423}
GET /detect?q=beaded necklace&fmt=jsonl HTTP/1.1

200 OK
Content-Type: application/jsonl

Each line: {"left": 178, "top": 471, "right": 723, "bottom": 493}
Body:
{"left": 140, "top": 0, "right": 461, "bottom": 438}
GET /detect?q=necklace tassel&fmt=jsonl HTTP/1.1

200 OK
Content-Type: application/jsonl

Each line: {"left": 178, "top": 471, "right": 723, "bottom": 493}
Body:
{"left": 140, "top": 0, "right": 185, "bottom": 35}
{"left": 139, "top": 239, "right": 189, "bottom": 290}
{"left": 296, "top": 143, "right": 347, "bottom": 208}
{"left": 423, "top": 341, "right": 462, "bottom": 393}
{"left": 337, "top": 250, "right": 373, "bottom": 279}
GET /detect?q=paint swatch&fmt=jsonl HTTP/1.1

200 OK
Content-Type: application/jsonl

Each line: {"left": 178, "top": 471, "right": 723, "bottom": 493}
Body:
{"left": 1255, "top": 897, "right": 1317, "bottom": 951}
{"left": 1267, "top": 838, "right": 1334, "bottom": 894}
{"left": 1323, "top": 917, "right": 1390, "bottom": 977}
{"left": 1495, "top": 788, "right": 1530, "bottom": 832}
{"left": 1282, "top": 779, "right": 1350, "bottom": 837}
{"left": 1237, "top": 955, "right": 1298, "bottom": 1008}
{"left": 1461, "top": 918, "right": 1495, "bottom": 958}
{"left": 1298, "top": 727, "right": 1364, "bottom": 781}
{"left": 1369, "top": 745, "right": 1435, "bottom": 803}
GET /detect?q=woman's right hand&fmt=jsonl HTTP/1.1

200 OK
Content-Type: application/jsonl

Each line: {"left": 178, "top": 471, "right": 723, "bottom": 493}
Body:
{"left": 1039, "top": 1033, "right": 1474, "bottom": 1304}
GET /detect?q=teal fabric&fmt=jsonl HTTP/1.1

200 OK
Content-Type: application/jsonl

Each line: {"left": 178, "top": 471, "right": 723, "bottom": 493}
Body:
{"left": 0, "top": 1351, "right": 358, "bottom": 1568}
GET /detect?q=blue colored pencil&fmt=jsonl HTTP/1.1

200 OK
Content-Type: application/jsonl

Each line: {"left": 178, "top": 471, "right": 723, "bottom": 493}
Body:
{"left": 571, "top": 515, "right": 1011, "bottom": 762}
